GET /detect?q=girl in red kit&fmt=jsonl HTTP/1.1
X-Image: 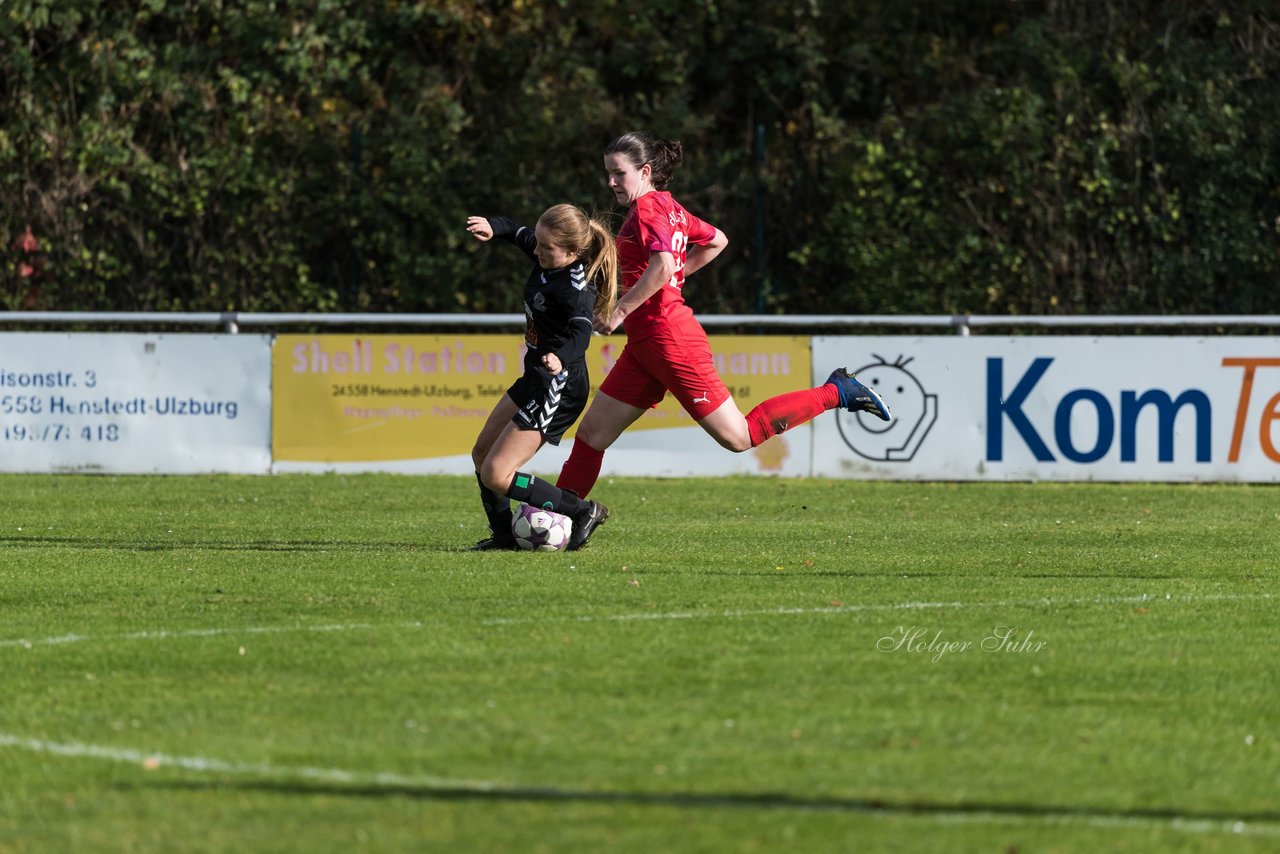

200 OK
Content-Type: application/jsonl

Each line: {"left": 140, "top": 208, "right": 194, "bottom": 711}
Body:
{"left": 557, "top": 132, "right": 892, "bottom": 547}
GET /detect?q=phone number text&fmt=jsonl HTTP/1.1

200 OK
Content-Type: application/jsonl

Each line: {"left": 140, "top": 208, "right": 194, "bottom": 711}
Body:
{"left": 1, "top": 423, "right": 121, "bottom": 442}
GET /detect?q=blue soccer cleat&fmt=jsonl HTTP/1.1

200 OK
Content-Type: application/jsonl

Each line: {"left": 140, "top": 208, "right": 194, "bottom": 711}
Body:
{"left": 827, "top": 368, "right": 893, "bottom": 421}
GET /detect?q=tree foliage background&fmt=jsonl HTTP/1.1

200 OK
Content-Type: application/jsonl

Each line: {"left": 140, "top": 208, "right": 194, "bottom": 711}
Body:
{"left": 2, "top": 0, "right": 1278, "bottom": 315}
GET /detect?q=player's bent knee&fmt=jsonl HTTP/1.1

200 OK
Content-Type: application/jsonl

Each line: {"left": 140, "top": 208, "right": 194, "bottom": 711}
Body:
{"left": 571, "top": 421, "right": 596, "bottom": 449}
{"left": 478, "top": 459, "right": 513, "bottom": 494}
{"left": 571, "top": 417, "right": 610, "bottom": 453}
{"left": 703, "top": 421, "right": 753, "bottom": 453}
{"left": 714, "top": 434, "right": 753, "bottom": 453}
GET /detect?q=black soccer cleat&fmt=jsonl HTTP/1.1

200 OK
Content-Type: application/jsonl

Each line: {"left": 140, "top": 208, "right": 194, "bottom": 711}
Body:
{"left": 567, "top": 500, "right": 609, "bottom": 551}
{"left": 469, "top": 536, "right": 517, "bottom": 551}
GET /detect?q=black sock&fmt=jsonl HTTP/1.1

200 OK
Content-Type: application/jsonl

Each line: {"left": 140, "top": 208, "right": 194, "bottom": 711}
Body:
{"left": 505, "top": 471, "right": 585, "bottom": 517}
{"left": 476, "top": 472, "right": 513, "bottom": 539}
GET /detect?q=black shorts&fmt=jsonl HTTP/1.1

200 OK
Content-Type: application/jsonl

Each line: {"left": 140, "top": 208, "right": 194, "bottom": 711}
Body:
{"left": 508, "top": 360, "right": 590, "bottom": 445}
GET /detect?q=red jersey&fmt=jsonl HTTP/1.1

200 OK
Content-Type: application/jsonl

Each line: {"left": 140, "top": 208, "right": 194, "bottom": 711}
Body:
{"left": 616, "top": 191, "right": 718, "bottom": 338}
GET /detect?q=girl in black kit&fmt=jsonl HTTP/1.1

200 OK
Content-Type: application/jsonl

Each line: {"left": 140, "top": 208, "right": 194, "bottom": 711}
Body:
{"left": 465, "top": 204, "right": 618, "bottom": 550}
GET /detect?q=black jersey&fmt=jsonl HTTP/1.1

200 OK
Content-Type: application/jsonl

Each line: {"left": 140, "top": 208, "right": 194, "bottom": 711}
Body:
{"left": 488, "top": 217, "right": 597, "bottom": 368}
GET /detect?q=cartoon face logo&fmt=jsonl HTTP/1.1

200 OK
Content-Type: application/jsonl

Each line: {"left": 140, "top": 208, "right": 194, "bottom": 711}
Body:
{"left": 835, "top": 355, "right": 937, "bottom": 462}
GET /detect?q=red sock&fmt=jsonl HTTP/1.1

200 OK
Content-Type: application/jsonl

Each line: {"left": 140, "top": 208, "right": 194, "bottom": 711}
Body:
{"left": 746, "top": 384, "right": 839, "bottom": 447}
{"left": 556, "top": 438, "right": 605, "bottom": 498}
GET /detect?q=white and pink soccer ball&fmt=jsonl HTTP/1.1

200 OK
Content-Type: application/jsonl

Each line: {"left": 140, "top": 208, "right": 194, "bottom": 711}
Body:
{"left": 511, "top": 503, "right": 573, "bottom": 551}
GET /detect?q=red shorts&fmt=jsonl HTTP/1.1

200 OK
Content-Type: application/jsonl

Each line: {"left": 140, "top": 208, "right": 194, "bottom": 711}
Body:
{"left": 599, "top": 314, "right": 731, "bottom": 420}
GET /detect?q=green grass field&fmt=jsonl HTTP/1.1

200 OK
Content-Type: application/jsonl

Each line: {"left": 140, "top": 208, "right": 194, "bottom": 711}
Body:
{"left": 1, "top": 474, "right": 1277, "bottom": 853}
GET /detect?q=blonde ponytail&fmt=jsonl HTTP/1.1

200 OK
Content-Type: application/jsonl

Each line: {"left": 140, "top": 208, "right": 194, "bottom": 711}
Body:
{"left": 585, "top": 216, "right": 618, "bottom": 320}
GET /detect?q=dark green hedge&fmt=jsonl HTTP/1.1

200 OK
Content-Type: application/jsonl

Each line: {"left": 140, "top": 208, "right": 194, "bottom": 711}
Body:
{"left": 3, "top": 1, "right": 1278, "bottom": 315}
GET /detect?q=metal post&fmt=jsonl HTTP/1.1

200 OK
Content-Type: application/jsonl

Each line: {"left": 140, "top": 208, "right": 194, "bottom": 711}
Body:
{"left": 754, "top": 122, "right": 768, "bottom": 313}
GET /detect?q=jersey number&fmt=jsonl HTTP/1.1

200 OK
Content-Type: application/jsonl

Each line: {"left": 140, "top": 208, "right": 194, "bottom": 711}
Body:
{"left": 668, "top": 230, "right": 687, "bottom": 288}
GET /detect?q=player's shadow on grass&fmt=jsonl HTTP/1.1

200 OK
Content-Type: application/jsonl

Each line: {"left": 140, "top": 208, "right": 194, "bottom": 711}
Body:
{"left": 0, "top": 535, "right": 421, "bottom": 553}
{"left": 138, "top": 779, "right": 1280, "bottom": 827}
{"left": 0, "top": 534, "right": 527, "bottom": 554}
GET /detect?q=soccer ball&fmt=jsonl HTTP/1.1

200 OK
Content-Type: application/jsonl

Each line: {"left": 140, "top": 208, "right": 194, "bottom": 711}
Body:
{"left": 511, "top": 503, "right": 573, "bottom": 552}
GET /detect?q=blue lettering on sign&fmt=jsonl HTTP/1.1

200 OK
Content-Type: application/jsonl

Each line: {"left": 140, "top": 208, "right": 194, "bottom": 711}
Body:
{"left": 1055, "top": 388, "right": 1113, "bottom": 463}
{"left": 987, "top": 357, "right": 1055, "bottom": 461}
{"left": 987, "top": 358, "right": 1212, "bottom": 464}
{"left": 1121, "top": 390, "right": 1212, "bottom": 462}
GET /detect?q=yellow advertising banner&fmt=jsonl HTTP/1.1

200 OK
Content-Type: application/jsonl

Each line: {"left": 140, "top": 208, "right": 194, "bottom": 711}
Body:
{"left": 273, "top": 334, "right": 813, "bottom": 462}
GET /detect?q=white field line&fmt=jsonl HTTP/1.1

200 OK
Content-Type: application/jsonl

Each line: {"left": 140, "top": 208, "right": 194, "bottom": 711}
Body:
{"left": 481, "top": 591, "right": 1274, "bottom": 626}
{"left": 0, "top": 622, "right": 380, "bottom": 650}
{"left": 0, "top": 731, "right": 1277, "bottom": 839}
{"left": 0, "top": 732, "right": 495, "bottom": 791}
{"left": 1, "top": 591, "right": 1273, "bottom": 650}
